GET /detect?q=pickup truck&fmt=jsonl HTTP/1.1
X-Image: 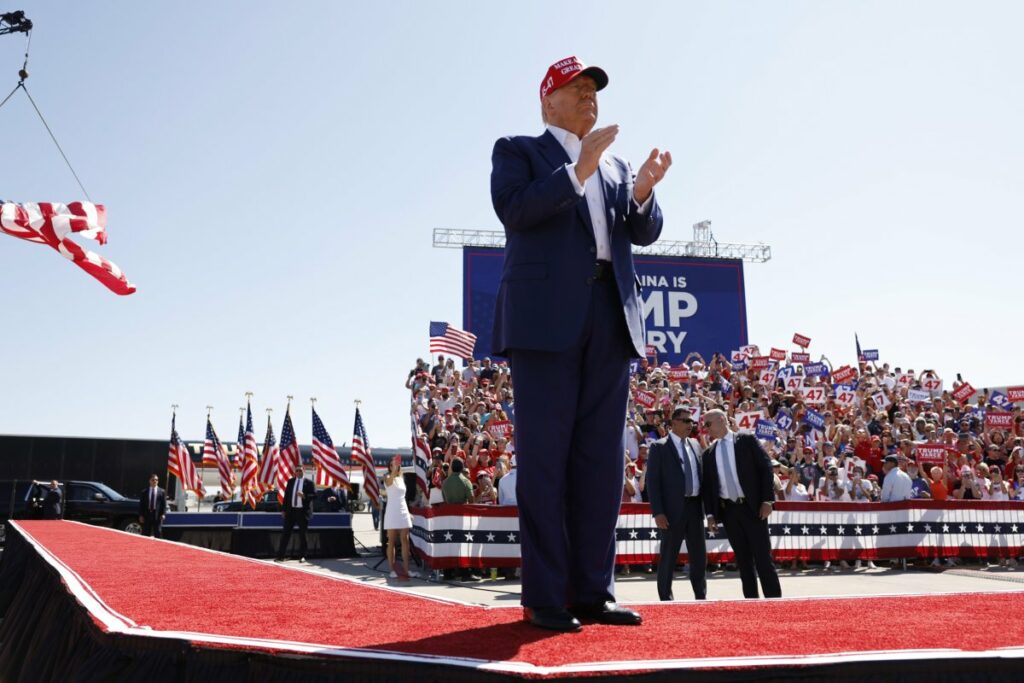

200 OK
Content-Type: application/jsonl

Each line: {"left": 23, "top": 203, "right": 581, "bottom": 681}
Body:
{"left": 0, "top": 479, "right": 143, "bottom": 544}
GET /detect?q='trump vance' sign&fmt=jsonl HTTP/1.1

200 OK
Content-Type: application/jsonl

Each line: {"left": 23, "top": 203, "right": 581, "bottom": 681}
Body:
{"left": 463, "top": 249, "right": 748, "bottom": 365}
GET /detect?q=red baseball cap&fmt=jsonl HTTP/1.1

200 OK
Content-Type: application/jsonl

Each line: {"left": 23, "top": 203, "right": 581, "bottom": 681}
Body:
{"left": 539, "top": 56, "right": 608, "bottom": 100}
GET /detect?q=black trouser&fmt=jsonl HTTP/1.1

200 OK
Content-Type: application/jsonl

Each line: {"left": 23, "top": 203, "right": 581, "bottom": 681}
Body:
{"left": 141, "top": 513, "right": 162, "bottom": 538}
{"left": 657, "top": 497, "right": 707, "bottom": 600}
{"left": 278, "top": 508, "right": 309, "bottom": 559}
{"left": 720, "top": 499, "right": 781, "bottom": 598}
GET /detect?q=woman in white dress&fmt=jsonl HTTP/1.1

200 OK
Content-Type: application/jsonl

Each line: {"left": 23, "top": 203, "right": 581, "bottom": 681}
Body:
{"left": 384, "top": 457, "right": 417, "bottom": 579}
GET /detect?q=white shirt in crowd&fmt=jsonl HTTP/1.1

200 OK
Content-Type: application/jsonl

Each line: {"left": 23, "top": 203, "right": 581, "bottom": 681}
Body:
{"left": 498, "top": 469, "right": 517, "bottom": 506}
{"left": 784, "top": 481, "right": 811, "bottom": 501}
{"left": 881, "top": 467, "right": 914, "bottom": 502}
{"left": 624, "top": 424, "right": 640, "bottom": 461}
{"left": 714, "top": 431, "right": 746, "bottom": 501}
{"left": 546, "top": 125, "right": 652, "bottom": 262}
{"left": 984, "top": 482, "right": 1009, "bottom": 501}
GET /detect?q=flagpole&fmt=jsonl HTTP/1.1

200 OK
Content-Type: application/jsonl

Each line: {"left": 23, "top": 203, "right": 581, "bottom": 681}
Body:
{"left": 171, "top": 404, "right": 185, "bottom": 513}
{"left": 350, "top": 399, "right": 360, "bottom": 486}
{"left": 201, "top": 405, "right": 213, "bottom": 512}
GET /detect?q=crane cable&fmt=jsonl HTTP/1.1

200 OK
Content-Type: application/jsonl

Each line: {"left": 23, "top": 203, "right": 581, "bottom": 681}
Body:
{"left": 0, "top": 23, "right": 92, "bottom": 201}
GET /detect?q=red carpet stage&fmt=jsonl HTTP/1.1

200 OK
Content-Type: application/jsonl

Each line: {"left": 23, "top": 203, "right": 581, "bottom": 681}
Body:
{"left": 3, "top": 521, "right": 1024, "bottom": 682}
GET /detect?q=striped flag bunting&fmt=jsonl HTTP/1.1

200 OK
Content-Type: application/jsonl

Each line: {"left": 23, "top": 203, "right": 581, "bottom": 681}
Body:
{"left": 312, "top": 407, "right": 348, "bottom": 487}
{"left": 167, "top": 413, "right": 205, "bottom": 498}
{"left": 204, "top": 417, "right": 235, "bottom": 500}
{"left": 240, "top": 403, "right": 260, "bottom": 508}
{"left": 410, "top": 501, "right": 1024, "bottom": 570}
{"left": 0, "top": 201, "right": 136, "bottom": 295}
{"left": 234, "top": 412, "right": 245, "bottom": 470}
{"left": 351, "top": 408, "right": 380, "bottom": 509}
{"left": 428, "top": 321, "right": 477, "bottom": 359}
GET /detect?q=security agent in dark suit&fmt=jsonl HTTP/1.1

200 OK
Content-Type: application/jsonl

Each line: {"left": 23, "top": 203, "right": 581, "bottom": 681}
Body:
{"left": 41, "top": 480, "right": 63, "bottom": 519}
{"left": 646, "top": 408, "right": 706, "bottom": 600}
{"left": 491, "top": 56, "right": 671, "bottom": 632}
{"left": 321, "top": 483, "right": 348, "bottom": 512}
{"left": 700, "top": 409, "right": 782, "bottom": 599}
{"left": 277, "top": 463, "right": 316, "bottom": 561}
{"left": 138, "top": 474, "right": 167, "bottom": 538}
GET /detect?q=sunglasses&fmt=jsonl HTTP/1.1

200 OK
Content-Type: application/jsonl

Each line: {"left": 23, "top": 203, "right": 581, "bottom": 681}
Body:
{"left": 673, "top": 417, "right": 693, "bottom": 424}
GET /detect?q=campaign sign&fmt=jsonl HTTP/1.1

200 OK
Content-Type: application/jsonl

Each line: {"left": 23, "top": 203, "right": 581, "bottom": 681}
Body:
{"left": 634, "top": 390, "right": 657, "bottom": 410}
{"left": 740, "top": 344, "right": 760, "bottom": 356}
{"left": 861, "top": 349, "right": 880, "bottom": 361}
{"left": 783, "top": 376, "right": 804, "bottom": 393}
{"left": 731, "top": 361, "right": 746, "bottom": 372}
{"left": 645, "top": 344, "right": 658, "bottom": 358}
{"left": 486, "top": 420, "right": 514, "bottom": 439}
{"left": 897, "top": 373, "right": 913, "bottom": 386}
{"left": 1008, "top": 386, "right": 1024, "bottom": 403}
{"left": 792, "top": 333, "right": 811, "bottom": 347}
{"left": 834, "top": 385, "right": 857, "bottom": 408}
{"left": 921, "top": 376, "right": 943, "bottom": 392}
{"left": 668, "top": 367, "right": 688, "bottom": 382}
{"left": 750, "top": 356, "right": 770, "bottom": 370}
{"left": 460, "top": 249, "right": 749, "bottom": 364}
{"left": 800, "top": 386, "right": 828, "bottom": 405}
{"left": 986, "top": 412, "right": 1015, "bottom": 431}
{"left": 777, "top": 366, "right": 796, "bottom": 380}
{"left": 915, "top": 445, "right": 949, "bottom": 468}
{"left": 735, "top": 410, "right": 765, "bottom": 433}
{"left": 770, "top": 347, "right": 787, "bottom": 361}
{"left": 871, "top": 391, "right": 891, "bottom": 410}
{"left": 989, "top": 391, "right": 1013, "bottom": 412}
{"left": 804, "top": 362, "right": 829, "bottom": 377}
{"left": 802, "top": 409, "right": 826, "bottom": 431}
{"left": 907, "top": 389, "right": 931, "bottom": 403}
{"left": 952, "top": 383, "right": 976, "bottom": 404}
{"left": 832, "top": 366, "right": 857, "bottom": 384}
{"left": 758, "top": 370, "right": 777, "bottom": 387}
{"left": 755, "top": 419, "right": 777, "bottom": 441}
{"left": 775, "top": 412, "right": 794, "bottom": 433}
{"left": 791, "top": 352, "right": 810, "bottom": 364}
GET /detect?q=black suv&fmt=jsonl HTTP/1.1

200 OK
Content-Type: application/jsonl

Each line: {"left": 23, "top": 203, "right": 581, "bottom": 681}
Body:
{"left": 0, "top": 479, "right": 143, "bottom": 543}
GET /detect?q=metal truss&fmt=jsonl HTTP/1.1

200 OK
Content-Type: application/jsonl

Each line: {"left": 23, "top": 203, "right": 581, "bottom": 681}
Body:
{"left": 433, "top": 221, "right": 772, "bottom": 263}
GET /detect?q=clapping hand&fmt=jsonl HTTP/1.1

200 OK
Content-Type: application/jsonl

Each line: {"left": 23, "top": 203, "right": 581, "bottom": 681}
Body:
{"left": 576, "top": 125, "right": 619, "bottom": 183}
{"left": 633, "top": 148, "right": 672, "bottom": 204}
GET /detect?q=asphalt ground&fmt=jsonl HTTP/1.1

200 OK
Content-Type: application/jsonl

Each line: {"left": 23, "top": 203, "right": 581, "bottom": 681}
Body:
{"left": 285, "top": 511, "right": 1024, "bottom": 606}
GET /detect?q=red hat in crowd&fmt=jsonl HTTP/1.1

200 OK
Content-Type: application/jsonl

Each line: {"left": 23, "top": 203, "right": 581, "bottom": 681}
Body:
{"left": 540, "top": 56, "right": 608, "bottom": 100}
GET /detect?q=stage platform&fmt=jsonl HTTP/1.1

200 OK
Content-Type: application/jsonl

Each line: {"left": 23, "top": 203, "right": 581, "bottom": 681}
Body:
{"left": 2, "top": 520, "right": 1024, "bottom": 682}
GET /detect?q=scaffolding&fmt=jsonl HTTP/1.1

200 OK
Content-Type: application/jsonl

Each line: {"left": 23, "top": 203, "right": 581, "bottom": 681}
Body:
{"left": 432, "top": 220, "right": 772, "bottom": 263}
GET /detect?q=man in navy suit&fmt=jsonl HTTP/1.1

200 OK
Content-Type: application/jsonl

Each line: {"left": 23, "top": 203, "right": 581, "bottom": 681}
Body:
{"left": 646, "top": 408, "right": 707, "bottom": 601}
{"left": 490, "top": 56, "right": 671, "bottom": 631}
{"left": 277, "top": 463, "right": 316, "bottom": 562}
{"left": 138, "top": 474, "right": 167, "bottom": 538}
{"left": 700, "top": 409, "right": 782, "bottom": 599}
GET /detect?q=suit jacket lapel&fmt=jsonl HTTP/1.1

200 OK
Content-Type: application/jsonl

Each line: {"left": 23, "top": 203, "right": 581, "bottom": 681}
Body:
{"left": 599, "top": 159, "right": 618, "bottom": 235}
{"left": 538, "top": 130, "right": 597, "bottom": 243}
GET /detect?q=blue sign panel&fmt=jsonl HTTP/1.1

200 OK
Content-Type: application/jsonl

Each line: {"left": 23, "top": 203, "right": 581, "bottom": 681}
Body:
{"left": 463, "top": 248, "right": 748, "bottom": 365}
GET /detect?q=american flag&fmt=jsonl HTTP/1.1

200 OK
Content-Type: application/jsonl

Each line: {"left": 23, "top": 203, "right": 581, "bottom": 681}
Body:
{"left": 167, "top": 413, "right": 205, "bottom": 497}
{"left": 0, "top": 201, "right": 135, "bottom": 295}
{"left": 410, "top": 415, "right": 431, "bottom": 498}
{"left": 240, "top": 403, "right": 260, "bottom": 508}
{"left": 312, "top": 406, "right": 348, "bottom": 487}
{"left": 351, "top": 408, "right": 380, "bottom": 509}
{"left": 279, "top": 407, "right": 301, "bottom": 475}
{"left": 257, "top": 416, "right": 282, "bottom": 502}
{"left": 204, "top": 417, "right": 235, "bottom": 500}
{"left": 234, "top": 411, "right": 245, "bottom": 470}
{"left": 429, "top": 321, "right": 477, "bottom": 360}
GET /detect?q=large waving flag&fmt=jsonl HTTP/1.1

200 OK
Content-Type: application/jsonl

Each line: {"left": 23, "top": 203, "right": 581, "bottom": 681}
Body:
{"left": 240, "top": 402, "right": 260, "bottom": 508}
{"left": 429, "top": 321, "right": 477, "bottom": 359}
{"left": 0, "top": 201, "right": 135, "bottom": 295}
{"left": 257, "top": 415, "right": 280, "bottom": 498}
{"left": 168, "top": 413, "right": 205, "bottom": 498}
{"left": 410, "top": 415, "right": 430, "bottom": 499}
{"left": 351, "top": 408, "right": 380, "bottom": 509}
{"left": 312, "top": 406, "right": 348, "bottom": 487}
{"left": 234, "top": 411, "right": 245, "bottom": 470}
{"left": 204, "top": 417, "right": 235, "bottom": 500}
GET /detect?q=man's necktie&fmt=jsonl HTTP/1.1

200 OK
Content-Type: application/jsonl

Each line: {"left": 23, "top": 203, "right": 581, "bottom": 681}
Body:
{"left": 150, "top": 488, "right": 155, "bottom": 512}
{"left": 678, "top": 439, "right": 695, "bottom": 497}
{"left": 293, "top": 479, "right": 301, "bottom": 508}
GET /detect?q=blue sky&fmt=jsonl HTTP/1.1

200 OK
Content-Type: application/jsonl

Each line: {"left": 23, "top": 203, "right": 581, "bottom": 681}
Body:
{"left": 1, "top": 1, "right": 1021, "bottom": 446}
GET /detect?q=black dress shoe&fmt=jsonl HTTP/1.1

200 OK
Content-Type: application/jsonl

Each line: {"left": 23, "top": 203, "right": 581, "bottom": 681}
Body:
{"left": 569, "top": 601, "right": 642, "bottom": 625}
{"left": 524, "top": 607, "right": 582, "bottom": 632}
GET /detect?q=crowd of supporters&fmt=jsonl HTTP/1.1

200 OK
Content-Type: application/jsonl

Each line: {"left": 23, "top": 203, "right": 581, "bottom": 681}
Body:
{"left": 407, "top": 347, "right": 1024, "bottom": 570}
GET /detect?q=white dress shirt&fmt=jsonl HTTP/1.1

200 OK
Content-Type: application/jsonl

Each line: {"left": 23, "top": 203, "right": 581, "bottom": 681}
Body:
{"left": 291, "top": 478, "right": 303, "bottom": 508}
{"left": 715, "top": 431, "right": 747, "bottom": 501}
{"left": 669, "top": 432, "right": 700, "bottom": 497}
{"left": 149, "top": 486, "right": 157, "bottom": 511}
{"left": 546, "top": 125, "right": 652, "bottom": 261}
{"left": 880, "top": 467, "right": 914, "bottom": 502}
